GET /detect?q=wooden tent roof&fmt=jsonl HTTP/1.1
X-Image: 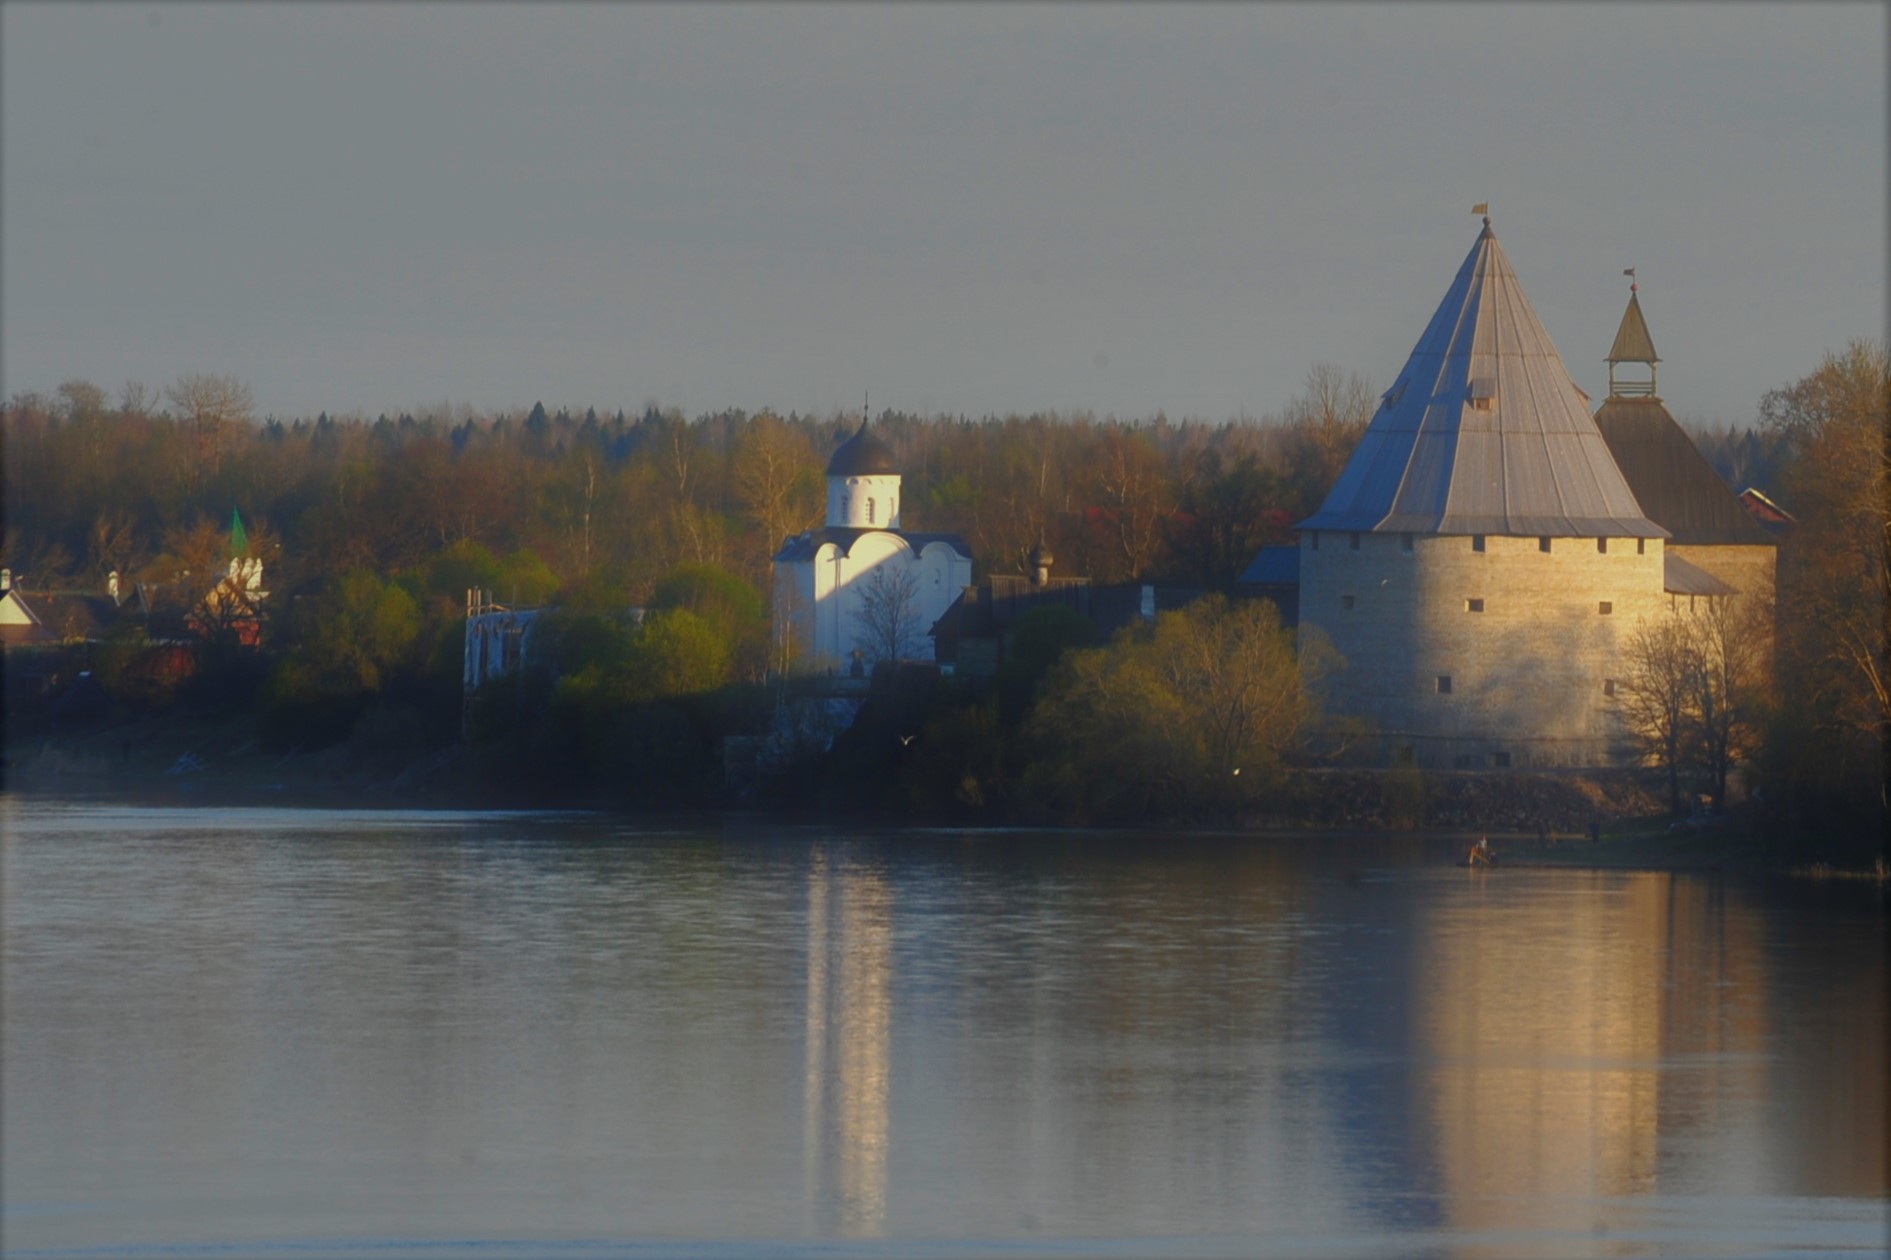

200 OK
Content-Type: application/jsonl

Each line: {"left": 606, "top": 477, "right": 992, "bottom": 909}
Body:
{"left": 1593, "top": 398, "right": 1775, "bottom": 546}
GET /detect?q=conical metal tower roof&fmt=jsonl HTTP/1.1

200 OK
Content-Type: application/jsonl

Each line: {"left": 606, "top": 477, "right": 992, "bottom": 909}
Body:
{"left": 1299, "top": 220, "right": 1666, "bottom": 538}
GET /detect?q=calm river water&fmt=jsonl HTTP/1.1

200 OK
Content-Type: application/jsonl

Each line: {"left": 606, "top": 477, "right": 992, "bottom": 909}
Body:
{"left": 2, "top": 800, "right": 1884, "bottom": 1259}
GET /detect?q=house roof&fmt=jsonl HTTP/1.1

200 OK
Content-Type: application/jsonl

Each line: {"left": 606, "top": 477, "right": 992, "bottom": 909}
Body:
{"left": 0, "top": 589, "right": 125, "bottom": 645}
{"left": 930, "top": 579, "right": 1204, "bottom": 643}
{"left": 773, "top": 526, "right": 970, "bottom": 564}
{"left": 826, "top": 419, "right": 899, "bottom": 477}
{"left": 1737, "top": 487, "right": 1797, "bottom": 533}
{"left": 1238, "top": 545, "right": 1300, "bottom": 587}
{"left": 1298, "top": 220, "right": 1666, "bottom": 539}
{"left": 1593, "top": 398, "right": 1775, "bottom": 546}
{"left": 928, "top": 576, "right": 1091, "bottom": 640}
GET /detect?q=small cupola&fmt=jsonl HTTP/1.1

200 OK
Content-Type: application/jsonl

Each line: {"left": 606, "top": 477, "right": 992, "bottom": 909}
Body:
{"left": 1029, "top": 541, "right": 1054, "bottom": 587}
{"left": 1606, "top": 272, "right": 1660, "bottom": 399}
{"left": 824, "top": 418, "right": 902, "bottom": 529}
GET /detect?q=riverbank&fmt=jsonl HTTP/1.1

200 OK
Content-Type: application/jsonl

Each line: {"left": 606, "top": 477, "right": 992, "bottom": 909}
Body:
{"left": 7, "top": 716, "right": 1880, "bottom": 877}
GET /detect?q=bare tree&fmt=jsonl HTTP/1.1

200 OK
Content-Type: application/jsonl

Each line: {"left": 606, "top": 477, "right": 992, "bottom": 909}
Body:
{"left": 1280, "top": 362, "right": 1376, "bottom": 495}
{"left": 1762, "top": 340, "right": 1889, "bottom": 751}
{"left": 166, "top": 373, "right": 254, "bottom": 481}
{"left": 852, "top": 562, "right": 924, "bottom": 665}
{"left": 117, "top": 379, "right": 159, "bottom": 419}
{"left": 1622, "top": 616, "right": 1702, "bottom": 814}
{"left": 1691, "top": 595, "right": 1763, "bottom": 809}
{"left": 735, "top": 411, "right": 821, "bottom": 577}
{"left": 1082, "top": 425, "right": 1171, "bottom": 582}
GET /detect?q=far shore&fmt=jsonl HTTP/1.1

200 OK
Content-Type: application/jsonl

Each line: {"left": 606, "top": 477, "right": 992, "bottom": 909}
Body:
{"left": 6, "top": 727, "right": 1879, "bottom": 880}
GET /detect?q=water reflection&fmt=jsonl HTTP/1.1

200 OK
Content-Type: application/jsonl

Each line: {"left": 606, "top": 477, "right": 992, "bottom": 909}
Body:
{"left": 803, "top": 848, "right": 892, "bottom": 1235}
{"left": 1408, "top": 871, "right": 1888, "bottom": 1230}
{"left": 1417, "top": 875, "right": 1673, "bottom": 1248}
{"left": 1, "top": 806, "right": 1882, "bottom": 1259}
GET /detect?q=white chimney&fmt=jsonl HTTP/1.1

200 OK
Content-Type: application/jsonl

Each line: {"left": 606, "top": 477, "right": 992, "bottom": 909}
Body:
{"left": 0, "top": 568, "right": 9, "bottom": 591}
{"left": 108, "top": 571, "right": 121, "bottom": 603}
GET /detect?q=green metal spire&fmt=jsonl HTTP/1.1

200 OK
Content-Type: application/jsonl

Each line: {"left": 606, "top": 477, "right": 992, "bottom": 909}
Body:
{"left": 230, "top": 509, "right": 249, "bottom": 558}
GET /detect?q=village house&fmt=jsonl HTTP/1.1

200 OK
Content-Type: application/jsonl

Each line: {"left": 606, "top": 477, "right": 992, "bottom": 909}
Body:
{"left": 928, "top": 542, "right": 1204, "bottom": 678}
{"left": 0, "top": 568, "right": 129, "bottom": 649}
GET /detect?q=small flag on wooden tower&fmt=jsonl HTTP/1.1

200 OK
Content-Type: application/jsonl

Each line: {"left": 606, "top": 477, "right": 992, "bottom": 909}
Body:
{"left": 1471, "top": 202, "right": 1488, "bottom": 216}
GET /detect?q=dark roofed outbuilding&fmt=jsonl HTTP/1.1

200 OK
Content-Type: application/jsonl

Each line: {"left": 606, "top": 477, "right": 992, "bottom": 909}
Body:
{"left": 1593, "top": 398, "right": 1775, "bottom": 546}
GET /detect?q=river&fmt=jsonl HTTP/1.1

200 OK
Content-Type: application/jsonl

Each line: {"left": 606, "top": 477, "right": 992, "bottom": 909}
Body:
{"left": 2, "top": 800, "right": 1884, "bottom": 1258}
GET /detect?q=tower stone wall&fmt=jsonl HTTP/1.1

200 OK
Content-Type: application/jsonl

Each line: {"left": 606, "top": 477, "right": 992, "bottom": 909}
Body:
{"left": 1299, "top": 530, "right": 1667, "bottom": 767}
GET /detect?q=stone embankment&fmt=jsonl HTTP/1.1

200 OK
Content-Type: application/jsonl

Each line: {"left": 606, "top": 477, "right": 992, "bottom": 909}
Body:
{"left": 1281, "top": 768, "right": 1667, "bottom": 835}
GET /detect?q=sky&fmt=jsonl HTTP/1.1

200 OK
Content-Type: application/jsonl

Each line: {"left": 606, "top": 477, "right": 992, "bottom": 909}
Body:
{"left": 3, "top": 3, "right": 1883, "bottom": 427}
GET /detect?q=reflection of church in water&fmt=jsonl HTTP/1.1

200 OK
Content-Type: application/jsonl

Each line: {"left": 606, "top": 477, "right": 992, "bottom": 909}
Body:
{"left": 801, "top": 849, "right": 893, "bottom": 1236}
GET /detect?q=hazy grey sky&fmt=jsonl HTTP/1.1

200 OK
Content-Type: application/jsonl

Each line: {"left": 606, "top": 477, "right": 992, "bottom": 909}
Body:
{"left": 4, "top": 3, "right": 1882, "bottom": 426}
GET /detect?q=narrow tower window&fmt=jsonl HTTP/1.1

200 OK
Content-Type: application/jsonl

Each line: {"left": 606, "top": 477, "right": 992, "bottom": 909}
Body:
{"left": 1466, "top": 598, "right": 1484, "bottom": 613}
{"left": 1637, "top": 538, "right": 1646, "bottom": 555}
{"left": 1349, "top": 532, "right": 1361, "bottom": 551}
{"left": 1539, "top": 536, "right": 1551, "bottom": 553}
{"left": 1436, "top": 675, "right": 1453, "bottom": 695}
{"left": 1311, "top": 532, "right": 1321, "bottom": 551}
{"left": 867, "top": 498, "right": 876, "bottom": 525}
{"left": 1471, "top": 535, "right": 1486, "bottom": 553}
{"left": 1603, "top": 679, "right": 1618, "bottom": 698}
{"left": 1401, "top": 533, "right": 1414, "bottom": 552}
{"left": 1597, "top": 537, "right": 1609, "bottom": 554}
{"left": 1598, "top": 601, "right": 1613, "bottom": 615}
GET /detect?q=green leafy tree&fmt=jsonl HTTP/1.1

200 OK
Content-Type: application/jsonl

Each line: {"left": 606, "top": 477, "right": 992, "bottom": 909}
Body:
{"left": 1024, "top": 595, "right": 1318, "bottom": 819}
{"left": 293, "top": 570, "right": 423, "bottom": 695}
{"left": 623, "top": 608, "right": 733, "bottom": 702}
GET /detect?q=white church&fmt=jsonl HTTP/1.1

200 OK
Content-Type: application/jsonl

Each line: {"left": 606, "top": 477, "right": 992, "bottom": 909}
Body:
{"left": 771, "top": 420, "right": 972, "bottom": 674}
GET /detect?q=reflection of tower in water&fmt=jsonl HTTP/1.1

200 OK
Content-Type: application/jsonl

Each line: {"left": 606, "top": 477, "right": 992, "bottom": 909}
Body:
{"left": 1416, "top": 874, "right": 1768, "bottom": 1248}
{"left": 803, "top": 849, "right": 892, "bottom": 1236}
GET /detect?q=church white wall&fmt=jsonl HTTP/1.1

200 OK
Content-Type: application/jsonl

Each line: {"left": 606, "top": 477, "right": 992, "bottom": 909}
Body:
{"left": 827, "top": 474, "right": 903, "bottom": 529}
{"left": 1299, "top": 531, "right": 1667, "bottom": 767}
{"left": 773, "top": 531, "right": 970, "bottom": 675}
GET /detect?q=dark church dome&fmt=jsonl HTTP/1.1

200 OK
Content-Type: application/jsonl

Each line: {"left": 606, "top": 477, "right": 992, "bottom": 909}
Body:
{"left": 826, "top": 419, "right": 898, "bottom": 477}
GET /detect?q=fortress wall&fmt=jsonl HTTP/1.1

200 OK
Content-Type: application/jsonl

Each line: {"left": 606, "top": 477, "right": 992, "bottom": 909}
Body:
{"left": 1300, "top": 531, "right": 1667, "bottom": 768}
{"left": 1669, "top": 543, "right": 1776, "bottom": 609}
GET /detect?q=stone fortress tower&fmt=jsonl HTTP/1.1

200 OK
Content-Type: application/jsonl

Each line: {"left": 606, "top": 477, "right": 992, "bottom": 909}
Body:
{"left": 772, "top": 418, "right": 973, "bottom": 674}
{"left": 1296, "top": 217, "right": 1674, "bottom": 768}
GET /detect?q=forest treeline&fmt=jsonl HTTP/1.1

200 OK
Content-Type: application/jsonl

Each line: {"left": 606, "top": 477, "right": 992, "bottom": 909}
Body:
{"left": 1, "top": 349, "right": 1882, "bottom": 845}
{"left": 0, "top": 364, "right": 1799, "bottom": 603}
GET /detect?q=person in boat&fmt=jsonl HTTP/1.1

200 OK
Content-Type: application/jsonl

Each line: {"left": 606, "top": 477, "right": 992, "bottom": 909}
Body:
{"left": 1470, "top": 836, "right": 1495, "bottom": 866}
